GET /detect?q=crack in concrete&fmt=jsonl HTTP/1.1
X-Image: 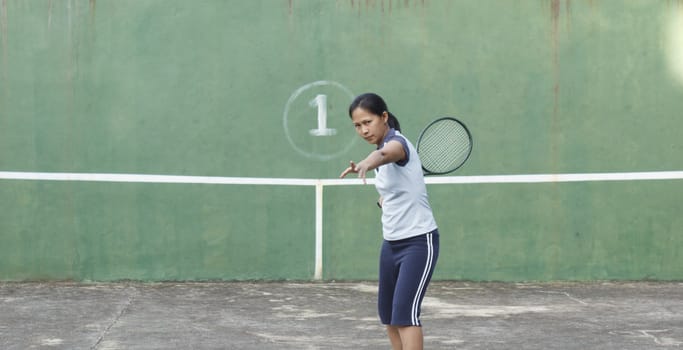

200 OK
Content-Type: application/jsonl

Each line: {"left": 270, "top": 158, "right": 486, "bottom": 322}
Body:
{"left": 539, "top": 290, "right": 588, "bottom": 305}
{"left": 91, "top": 287, "right": 138, "bottom": 350}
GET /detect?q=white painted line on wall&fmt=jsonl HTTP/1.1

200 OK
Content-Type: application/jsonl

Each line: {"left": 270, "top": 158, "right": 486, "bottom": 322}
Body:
{"left": 423, "top": 171, "right": 683, "bottom": 185}
{"left": 314, "top": 182, "right": 324, "bottom": 280}
{"left": 0, "top": 171, "right": 315, "bottom": 186}
{"left": 3, "top": 170, "right": 683, "bottom": 186}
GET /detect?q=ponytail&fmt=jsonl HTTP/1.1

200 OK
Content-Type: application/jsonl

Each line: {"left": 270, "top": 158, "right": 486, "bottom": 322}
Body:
{"left": 387, "top": 112, "right": 401, "bottom": 132}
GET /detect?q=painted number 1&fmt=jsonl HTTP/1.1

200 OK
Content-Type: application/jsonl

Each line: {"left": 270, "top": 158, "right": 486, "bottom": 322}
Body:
{"left": 309, "top": 94, "right": 337, "bottom": 136}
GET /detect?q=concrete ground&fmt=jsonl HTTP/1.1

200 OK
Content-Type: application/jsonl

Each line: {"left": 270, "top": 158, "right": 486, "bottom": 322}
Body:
{"left": 1, "top": 281, "right": 682, "bottom": 349}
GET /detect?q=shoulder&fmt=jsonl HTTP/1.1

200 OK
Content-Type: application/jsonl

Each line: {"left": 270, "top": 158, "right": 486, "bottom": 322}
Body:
{"left": 381, "top": 130, "right": 410, "bottom": 166}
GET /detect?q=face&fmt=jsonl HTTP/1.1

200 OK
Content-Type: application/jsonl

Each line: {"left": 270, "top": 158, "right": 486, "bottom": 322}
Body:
{"left": 350, "top": 107, "right": 389, "bottom": 146}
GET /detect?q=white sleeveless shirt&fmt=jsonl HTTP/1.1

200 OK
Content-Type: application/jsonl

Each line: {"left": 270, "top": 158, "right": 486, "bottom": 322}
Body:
{"left": 374, "top": 129, "right": 438, "bottom": 241}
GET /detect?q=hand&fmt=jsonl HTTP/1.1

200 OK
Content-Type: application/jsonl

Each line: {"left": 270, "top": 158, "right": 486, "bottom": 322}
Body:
{"left": 339, "top": 160, "right": 370, "bottom": 184}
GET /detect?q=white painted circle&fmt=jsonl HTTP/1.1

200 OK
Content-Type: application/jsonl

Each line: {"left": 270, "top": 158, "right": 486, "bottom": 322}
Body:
{"left": 283, "top": 81, "right": 357, "bottom": 161}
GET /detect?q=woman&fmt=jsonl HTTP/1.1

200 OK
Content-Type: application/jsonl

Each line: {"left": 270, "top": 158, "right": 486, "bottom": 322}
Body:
{"left": 340, "top": 93, "right": 439, "bottom": 350}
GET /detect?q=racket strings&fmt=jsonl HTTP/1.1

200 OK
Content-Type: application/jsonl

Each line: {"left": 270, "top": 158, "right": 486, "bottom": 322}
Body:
{"left": 418, "top": 119, "right": 471, "bottom": 174}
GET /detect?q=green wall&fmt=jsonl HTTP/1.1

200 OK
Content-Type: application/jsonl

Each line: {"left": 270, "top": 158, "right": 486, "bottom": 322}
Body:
{"left": 1, "top": 0, "right": 683, "bottom": 281}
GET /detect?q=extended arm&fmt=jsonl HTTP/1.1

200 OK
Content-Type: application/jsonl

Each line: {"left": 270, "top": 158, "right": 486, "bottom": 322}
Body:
{"left": 339, "top": 140, "right": 406, "bottom": 184}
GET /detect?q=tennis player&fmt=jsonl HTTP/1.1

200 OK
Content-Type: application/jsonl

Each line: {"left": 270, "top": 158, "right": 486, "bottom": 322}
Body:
{"left": 340, "top": 93, "right": 439, "bottom": 350}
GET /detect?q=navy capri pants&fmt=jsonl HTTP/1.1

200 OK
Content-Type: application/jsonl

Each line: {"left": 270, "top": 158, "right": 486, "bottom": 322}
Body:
{"left": 378, "top": 230, "right": 439, "bottom": 326}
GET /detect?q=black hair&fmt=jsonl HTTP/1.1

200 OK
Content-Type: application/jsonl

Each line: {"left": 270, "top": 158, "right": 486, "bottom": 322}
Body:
{"left": 348, "top": 93, "right": 401, "bottom": 132}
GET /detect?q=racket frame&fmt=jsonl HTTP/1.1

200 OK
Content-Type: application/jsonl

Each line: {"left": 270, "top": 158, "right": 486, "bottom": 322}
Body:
{"left": 416, "top": 117, "right": 473, "bottom": 175}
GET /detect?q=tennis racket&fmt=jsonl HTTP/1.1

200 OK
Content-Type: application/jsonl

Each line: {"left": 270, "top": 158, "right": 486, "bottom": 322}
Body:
{"left": 416, "top": 117, "right": 473, "bottom": 175}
